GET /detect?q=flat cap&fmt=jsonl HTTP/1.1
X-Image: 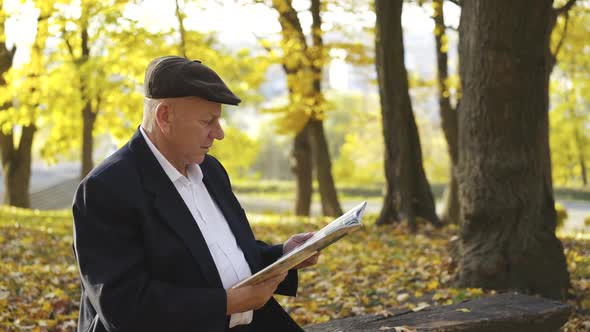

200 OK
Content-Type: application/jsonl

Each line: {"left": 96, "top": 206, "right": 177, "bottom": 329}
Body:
{"left": 144, "top": 56, "right": 241, "bottom": 105}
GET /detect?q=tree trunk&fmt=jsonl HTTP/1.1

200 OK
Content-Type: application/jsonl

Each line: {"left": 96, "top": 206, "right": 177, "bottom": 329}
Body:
{"left": 0, "top": 125, "right": 35, "bottom": 208}
{"left": 81, "top": 101, "right": 96, "bottom": 179}
{"left": 0, "top": 28, "right": 34, "bottom": 208}
{"left": 292, "top": 123, "right": 312, "bottom": 216}
{"left": 309, "top": 118, "right": 342, "bottom": 216}
{"left": 433, "top": 0, "right": 460, "bottom": 225}
{"left": 175, "top": 0, "right": 188, "bottom": 58}
{"left": 375, "top": 11, "right": 400, "bottom": 226}
{"left": 581, "top": 154, "right": 588, "bottom": 186}
{"left": 375, "top": 0, "right": 440, "bottom": 230}
{"left": 309, "top": 0, "right": 342, "bottom": 217}
{"left": 574, "top": 129, "right": 588, "bottom": 186}
{"left": 273, "top": 0, "right": 313, "bottom": 216}
{"left": 441, "top": 174, "right": 460, "bottom": 225}
{"left": 79, "top": 25, "right": 96, "bottom": 179}
{"left": 456, "top": 0, "right": 570, "bottom": 300}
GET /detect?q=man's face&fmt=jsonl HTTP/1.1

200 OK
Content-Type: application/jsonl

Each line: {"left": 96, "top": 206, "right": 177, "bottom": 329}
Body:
{"left": 166, "top": 97, "right": 224, "bottom": 165}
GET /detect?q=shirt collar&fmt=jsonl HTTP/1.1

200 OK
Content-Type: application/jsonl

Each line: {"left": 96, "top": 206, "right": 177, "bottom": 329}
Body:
{"left": 140, "top": 126, "right": 203, "bottom": 184}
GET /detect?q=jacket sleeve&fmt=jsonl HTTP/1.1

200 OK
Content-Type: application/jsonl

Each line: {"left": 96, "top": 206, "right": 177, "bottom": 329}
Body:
{"left": 256, "top": 241, "right": 298, "bottom": 297}
{"left": 73, "top": 175, "right": 227, "bottom": 332}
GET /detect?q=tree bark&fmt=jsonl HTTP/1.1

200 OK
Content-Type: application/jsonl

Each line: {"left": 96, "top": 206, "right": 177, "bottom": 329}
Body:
{"left": 375, "top": 0, "right": 441, "bottom": 230}
{"left": 175, "top": 0, "right": 188, "bottom": 58}
{"left": 79, "top": 25, "right": 96, "bottom": 179}
{"left": 272, "top": 0, "right": 341, "bottom": 216}
{"left": 574, "top": 128, "right": 587, "bottom": 186}
{"left": 581, "top": 154, "right": 588, "bottom": 186}
{"left": 0, "top": 125, "right": 35, "bottom": 208}
{"left": 0, "top": 25, "right": 35, "bottom": 208}
{"left": 309, "top": 118, "right": 342, "bottom": 216}
{"left": 273, "top": 0, "right": 313, "bottom": 216}
{"left": 456, "top": 0, "right": 570, "bottom": 300}
{"left": 81, "top": 100, "right": 96, "bottom": 179}
{"left": 292, "top": 123, "right": 312, "bottom": 216}
{"left": 309, "top": 0, "right": 342, "bottom": 217}
{"left": 433, "top": 0, "right": 460, "bottom": 225}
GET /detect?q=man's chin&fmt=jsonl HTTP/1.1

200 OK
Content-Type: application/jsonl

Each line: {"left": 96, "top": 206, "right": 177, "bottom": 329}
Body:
{"left": 194, "top": 154, "right": 207, "bottom": 164}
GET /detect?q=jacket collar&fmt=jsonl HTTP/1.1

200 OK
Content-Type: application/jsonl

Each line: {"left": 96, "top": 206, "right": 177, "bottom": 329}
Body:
{"left": 128, "top": 129, "right": 224, "bottom": 287}
{"left": 127, "top": 128, "right": 263, "bottom": 285}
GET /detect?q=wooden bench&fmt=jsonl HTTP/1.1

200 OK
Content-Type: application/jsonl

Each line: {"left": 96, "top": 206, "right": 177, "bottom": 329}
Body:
{"left": 304, "top": 292, "right": 571, "bottom": 332}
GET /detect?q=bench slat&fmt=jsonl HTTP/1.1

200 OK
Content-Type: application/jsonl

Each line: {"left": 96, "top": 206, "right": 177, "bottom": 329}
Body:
{"left": 304, "top": 292, "right": 571, "bottom": 332}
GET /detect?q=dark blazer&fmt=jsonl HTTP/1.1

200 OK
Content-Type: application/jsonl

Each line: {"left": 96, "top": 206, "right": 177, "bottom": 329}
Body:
{"left": 73, "top": 129, "right": 303, "bottom": 332}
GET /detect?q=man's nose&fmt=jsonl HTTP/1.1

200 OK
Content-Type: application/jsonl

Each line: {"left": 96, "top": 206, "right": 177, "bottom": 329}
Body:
{"left": 211, "top": 121, "right": 224, "bottom": 140}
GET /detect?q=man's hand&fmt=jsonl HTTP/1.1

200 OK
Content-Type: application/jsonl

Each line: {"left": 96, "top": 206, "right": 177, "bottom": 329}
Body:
{"left": 284, "top": 232, "right": 320, "bottom": 269}
{"left": 226, "top": 272, "right": 287, "bottom": 315}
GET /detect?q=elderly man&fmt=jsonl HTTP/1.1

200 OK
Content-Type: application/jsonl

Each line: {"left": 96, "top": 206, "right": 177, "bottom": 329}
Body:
{"left": 73, "top": 56, "right": 317, "bottom": 332}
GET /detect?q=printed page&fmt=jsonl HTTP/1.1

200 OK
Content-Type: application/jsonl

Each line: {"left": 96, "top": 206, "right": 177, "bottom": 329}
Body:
{"left": 232, "top": 201, "right": 367, "bottom": 289}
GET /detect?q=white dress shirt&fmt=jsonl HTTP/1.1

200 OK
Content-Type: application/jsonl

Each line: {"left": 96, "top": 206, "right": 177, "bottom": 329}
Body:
{"left": 140, "top": 127, "right": 253, "bottom": 327}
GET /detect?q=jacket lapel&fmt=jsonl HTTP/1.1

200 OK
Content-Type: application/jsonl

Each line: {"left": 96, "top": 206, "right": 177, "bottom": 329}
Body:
{"left": 201, "top": 157, "right": 263, "bottom": 273}
{"left": 128, "top": 129, "right": 223, "bottom": 288}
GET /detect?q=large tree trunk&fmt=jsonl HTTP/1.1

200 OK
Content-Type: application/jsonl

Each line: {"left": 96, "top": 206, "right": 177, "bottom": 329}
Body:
{"left": 0, "top": 73, "right": 35, "bottom": 208}
{"left": 433, "top": 0, "right": 460, "bottom": 225}
{"left": 456, "top": 0, "right": 570, "bottom": 300}
{"left": 292, "top": 123, "right": 312, "bottom": 216}
{"left": 273, "top": 0, "right": 313, "bottom": 216}
{"left": 309, "top": 0, "right": 342, "bottom": 217}
{"left": 0, "top": 29, "right": 35, "bottom": 208}
{"left": 375, "top": 0, "right": 441, "bottom": 230}
{"left": 375, "top": 12, "right": 400, "bottom": 225}
{"left": 0, "top": 126, "right": 35, "bottom": 208}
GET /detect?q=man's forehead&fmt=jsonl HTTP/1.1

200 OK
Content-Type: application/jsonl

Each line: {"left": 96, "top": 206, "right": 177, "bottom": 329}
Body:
{"left": 180, "top": 98, "right": 222, "bottom": 118}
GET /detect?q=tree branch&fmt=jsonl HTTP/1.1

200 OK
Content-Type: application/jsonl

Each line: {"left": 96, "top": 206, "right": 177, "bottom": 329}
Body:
{"left": 552, "top": 11, "right": 570, "bottom": 60}
{"left": 62, "top": 28, "right": 76, "bottom": 60}
{"left": 447, "top": 0, "right": 461, "bottom": 7}
{"left": 554, "top": 0, "right": 577, "bottom": 16}
{"left": 445, "top": 24, "right": 458, "bottom": 32}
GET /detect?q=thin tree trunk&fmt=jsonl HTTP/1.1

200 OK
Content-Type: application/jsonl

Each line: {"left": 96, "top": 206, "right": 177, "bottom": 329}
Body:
{"left": 456, "top": 0, "right": 569, "bottom": 300}
{"left": 310, "top": 0, "right": 342, "bottom": 217}
{"left": 309, "top": 118, "right": 342, "bottom": 216}
{"left": 175, "top": 0, "right": 188, "bottom": 58}
{"left": 293, "top": 123, "right": 312, "bottom": 216}
{"left": 273, "top": 0, "right": 313, "bottom": 216}
{"left": 79, "top": 25, "right": 96, "bottom": 179}
{"left": 574, "top": 128, "right": 588, "bottom": 186}
{"left": 581, "top": 154, "right": 588, "bottom": 186}
{"left": 375, "top": 0, "right": 440, "bottom": 230}
{"left": 81, "top": 101, "right": 96, "bottom": 179}
{"left": 433, "top": 0, "right": 460, "bottom": 225}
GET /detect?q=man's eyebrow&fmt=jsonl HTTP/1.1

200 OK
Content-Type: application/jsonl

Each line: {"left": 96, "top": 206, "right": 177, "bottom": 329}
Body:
{"left": 202, "top": 113, "right": 220, "bottom": 120}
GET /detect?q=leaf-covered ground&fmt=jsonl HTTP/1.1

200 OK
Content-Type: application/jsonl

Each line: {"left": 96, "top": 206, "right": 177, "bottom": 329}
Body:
{"left": 0, "top": 207, "right": 588, "bottom": 331}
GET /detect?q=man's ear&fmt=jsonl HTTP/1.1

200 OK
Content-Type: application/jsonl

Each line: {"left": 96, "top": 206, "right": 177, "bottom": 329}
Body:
{"left": 155, "top": 101, "right": 173, "bottom": 135}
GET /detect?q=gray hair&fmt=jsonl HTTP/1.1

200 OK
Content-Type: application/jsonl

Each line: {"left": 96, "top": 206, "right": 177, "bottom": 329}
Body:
{"left": 142, "top": 98, "right": 161, "bottom": 129}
